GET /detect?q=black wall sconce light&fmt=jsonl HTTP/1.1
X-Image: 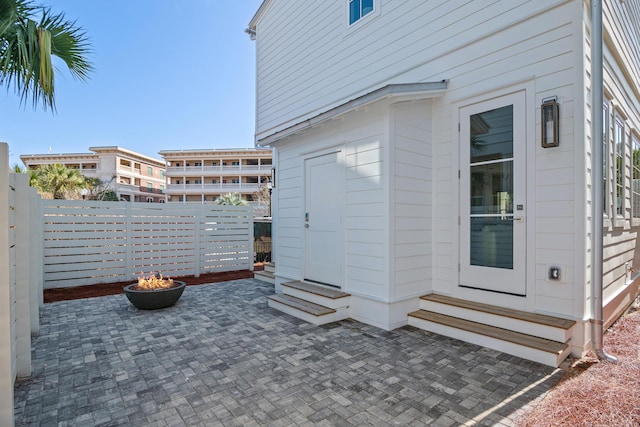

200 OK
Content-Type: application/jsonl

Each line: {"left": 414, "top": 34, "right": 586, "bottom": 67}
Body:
{"left": 541, "top": 96, "right": 559, "bottom": 148}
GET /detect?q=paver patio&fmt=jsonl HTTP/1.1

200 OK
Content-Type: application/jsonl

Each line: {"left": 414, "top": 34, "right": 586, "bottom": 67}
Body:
{"left": 14, "top": 279, "right": 564, "bottom": 426}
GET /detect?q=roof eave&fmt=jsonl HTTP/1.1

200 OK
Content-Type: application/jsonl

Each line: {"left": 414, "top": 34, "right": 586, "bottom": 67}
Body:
{"left": 248, "top": 0, "right": 272, "bottom": 32}
{"left": 256, "top": 81, "right": 448, "bottom": 147}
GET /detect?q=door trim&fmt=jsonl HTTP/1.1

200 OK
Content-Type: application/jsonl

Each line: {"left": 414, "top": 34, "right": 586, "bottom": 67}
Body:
{"left": 458, "top": 91, "right": 527, "bottom": 296}
{"left": 303, "top": 149, "right": 345, "bottom": 288}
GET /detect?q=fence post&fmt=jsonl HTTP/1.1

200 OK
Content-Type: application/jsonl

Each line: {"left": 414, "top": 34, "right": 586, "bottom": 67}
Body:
{"left": 194, "top": 206, "right": 201, "bottom": 278}
{"left": 34, "top": 192, "right": 43, "bottom": 310}
{"left": 0, "top": 143, "right": 15, "bottom": 426}
{"left": 125, "top": 202, "right": 133, "bottom": 279}
{"left": 248, "top": 206, "right": 254, "bottom": 271}
{"left": 14, "top": 174, "right": 32, "bottom": 377}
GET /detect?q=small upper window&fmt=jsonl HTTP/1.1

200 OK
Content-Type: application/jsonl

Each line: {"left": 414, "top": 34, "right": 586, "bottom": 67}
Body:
{"left": 349, "top": 0, "right": 374, "bottom": 25}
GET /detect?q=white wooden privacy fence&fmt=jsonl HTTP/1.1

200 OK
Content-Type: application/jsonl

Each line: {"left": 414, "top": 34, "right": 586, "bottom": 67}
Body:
{"left": 0, "top": 141, "right": 254, "bottom": 426}
{"left": 43, "top": 201, "right": 254, "bottom": 288}
{"left": 2, "top": 143, "right": 43, "bottom": 427}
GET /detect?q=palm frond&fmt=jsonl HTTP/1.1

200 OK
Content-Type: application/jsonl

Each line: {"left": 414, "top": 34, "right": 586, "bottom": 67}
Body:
{"left": 0, "top": 0, "right": 92, "bottom": 111}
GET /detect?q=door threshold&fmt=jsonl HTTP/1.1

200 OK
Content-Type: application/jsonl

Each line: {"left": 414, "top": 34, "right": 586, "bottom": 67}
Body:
{"left": 459, "top": 284, "right": 525, "bottom": 298}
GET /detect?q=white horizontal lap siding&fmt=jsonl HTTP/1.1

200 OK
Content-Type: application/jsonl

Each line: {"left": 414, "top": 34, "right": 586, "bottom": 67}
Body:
{"left": 344, "top": 113, "right": 388, "bottom": 298}
{"left": 424, "top": 6, "right": 584, "bottom": 300}
{"left": 255, "top": 0, "right": 568, "bottom": 138}
{"left": 426, "top": 2, "right": 579, "bottom": 300}
{"left": 274, "top": 151, "right": 303, "bottom": 278}
{"left": 392, "top": 101, "right": 432, "bottom": 300}
{"left": 256, "top": 0, "right": 339, "bottom": 134}
{"left": 605, "top": 0, "right": 640, "bottom": 97}
{"left": 595, "top": 0, "right": 640, "bottom": 319}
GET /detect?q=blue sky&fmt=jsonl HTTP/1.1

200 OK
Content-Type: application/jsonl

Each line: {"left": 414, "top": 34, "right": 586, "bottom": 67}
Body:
{"left": 1, "top": 0, "right": 263, "bottom": 166}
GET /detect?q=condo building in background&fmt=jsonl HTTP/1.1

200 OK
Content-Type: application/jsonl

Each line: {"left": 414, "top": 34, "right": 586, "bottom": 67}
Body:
{"left": 158, "top": 148, "right": 273, "bottom": 206}
{"left": 20, "top": 146, "right": 166, "bottom": 202}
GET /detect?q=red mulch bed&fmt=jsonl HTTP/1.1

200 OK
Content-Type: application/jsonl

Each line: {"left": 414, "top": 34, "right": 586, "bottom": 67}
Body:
{"left": 516, "top": 305, "right": 640, "bottom": 426}
{"left": 44, "top": 270, "right": 257, "bottom": 303}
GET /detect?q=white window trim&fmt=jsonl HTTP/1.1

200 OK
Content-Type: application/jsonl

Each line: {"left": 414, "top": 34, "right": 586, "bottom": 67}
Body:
{"left": 614, "top": 113, "right": 626, "bottom": 226}
{"left": 632, "top": 131, "right": 640, "bottom": 226}
{"left": 346, "top": 0, "right": 379, "bottom": 30}
{"left": 603, "top": 102, "right": 611, "bottom": 224}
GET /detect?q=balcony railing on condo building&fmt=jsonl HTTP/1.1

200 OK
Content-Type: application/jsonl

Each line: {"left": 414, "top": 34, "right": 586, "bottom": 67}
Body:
{"left": 164, "top": 183, "right": 260, "bottom": 193}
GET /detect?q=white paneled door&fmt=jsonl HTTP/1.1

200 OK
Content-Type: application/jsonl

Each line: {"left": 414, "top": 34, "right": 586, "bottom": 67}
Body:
{"left": 304, "top": 151, "right": 344, "bottom": 287}
{"left": 459, "top": 92, "right": 527, "bottom": 295}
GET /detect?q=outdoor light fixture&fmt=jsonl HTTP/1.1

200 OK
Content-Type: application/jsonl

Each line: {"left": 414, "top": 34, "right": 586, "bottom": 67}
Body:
{"left": 541, "top": 96, "right": 559, "bottom": 148}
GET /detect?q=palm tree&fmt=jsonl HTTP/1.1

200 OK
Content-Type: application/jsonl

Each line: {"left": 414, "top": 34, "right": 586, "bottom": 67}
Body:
{"left": 0, "top": 0, "right": 92, "bottom": 111}
{"left": 214, "top": 192, "right": 248, "bottom": 206}
{"left": 34, "top": 163, "right": 85, "bottom": 199}
{"left": 12, "top": 163, "right": 40, "bottom": 187}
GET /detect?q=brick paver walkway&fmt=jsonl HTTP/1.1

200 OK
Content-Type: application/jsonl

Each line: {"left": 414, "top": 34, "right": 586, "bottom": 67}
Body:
{"left": 14, "top": 279, "right": 563, "bottom": 426}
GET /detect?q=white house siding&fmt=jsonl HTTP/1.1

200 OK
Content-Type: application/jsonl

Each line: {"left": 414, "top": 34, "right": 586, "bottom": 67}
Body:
{"left": 391, "top": 101, "right": 433, "bottom": 301}
{"left": 255, "top": 1, "right": 573, "bottom": 140}
{"left": 254, "top": 1, "right": 640, "bottom": 352}
{"left": 343, "top": 110, "right": 388, "bottom": 299}
{"left": 272, "top": 146, "right": 304, "bottom": 282}
{"left": 421, "top": 2, "right": 582, "bottom": 318}
{"left": 273, "top": 106, "right": 389, "bottom": 301}
{"left": 259, "top": 0, "right": 583, "bottom": 312}
{"left": 597, "top": 0, "right": 640, "bottom": 328}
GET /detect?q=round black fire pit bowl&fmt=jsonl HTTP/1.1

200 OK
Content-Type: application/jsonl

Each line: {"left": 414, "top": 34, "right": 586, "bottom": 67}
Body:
{"left": 124, "top": 280, "right": 186, "bottom": 310}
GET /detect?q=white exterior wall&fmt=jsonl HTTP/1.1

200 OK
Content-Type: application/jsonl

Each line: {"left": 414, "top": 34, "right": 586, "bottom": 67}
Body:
{"left": 272, "top": 99, "right": 434, "bottom": 327}
{"left": 391, "top": 101, "right": 433, "bottom": 301}
{"left": 597, "top": 0, "right": 640, "bottom": 328}
{"left": 259, "top": 0, "right": 585, "bottom": 315}
{"left": 255, "top": 1, "right": 573, "bottom": 139}
{"left": 433, "top": 1, "right": 584, "bottom": 320}
{"left": 255, "top": 1, "right": 640, "bottom": 342}
{"left": 274, "top": 105, "right": 389, "bottom": 299}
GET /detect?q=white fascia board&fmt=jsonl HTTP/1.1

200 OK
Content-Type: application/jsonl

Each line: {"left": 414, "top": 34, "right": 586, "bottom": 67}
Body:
{"left": 248, "top": 0, "right": 272, "bottom": 32}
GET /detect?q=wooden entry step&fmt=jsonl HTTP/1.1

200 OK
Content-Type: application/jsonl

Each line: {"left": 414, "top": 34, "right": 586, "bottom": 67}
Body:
{"left": 420, "top": 294, "right": 576, "bottom": 330}
{"left": 268, "top": 294, "right": 335, "bottom": 316}
{"left": 408, "top": 293, "right": 576, "bottom": 367}
{"left": 418, "top": 294, "right": 575, "bottom": 343}
{"left": 282, "top": 281, "right": 350, "bottom": 299}
{"left": 281, "top": 281, "right": 351, "bottom": 310}
{"left": 267, "top": 294, "right": 349, "bottom": 326}
{"left": 409, "top": 310, "right": 568, "bottom": 366}
{"left": 267, "top": 281, "right": 351, "bottom": 325}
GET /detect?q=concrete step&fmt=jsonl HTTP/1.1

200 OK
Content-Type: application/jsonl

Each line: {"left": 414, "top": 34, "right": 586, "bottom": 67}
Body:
{"left": 264, "top": 262, "right": 275, "bottom": 273}
{"left": 267, "top": 294, "right": 349, "bottom": 325}
{"left": 408, "top": 309, "right": 570, "bottom": 367}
